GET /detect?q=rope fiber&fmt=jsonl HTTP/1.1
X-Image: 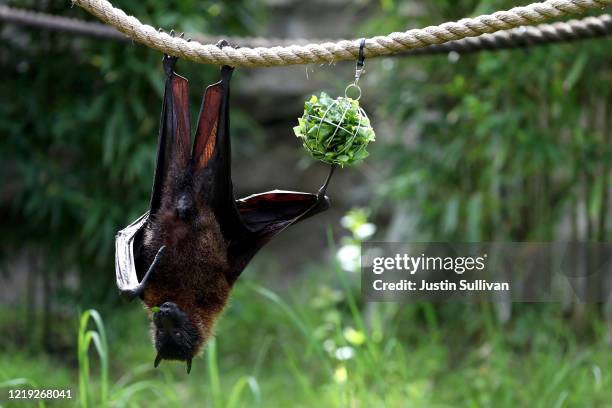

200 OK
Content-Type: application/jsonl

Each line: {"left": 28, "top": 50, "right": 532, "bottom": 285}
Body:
{"left": 404, "top": 14, "right": 612, "bottom": 55}
{"left": 2, "top": 6, "right": 611, "bottom": 57}
{"left": 69, "top": 0, "right": 611, "bottom": 67}
{"left": 0, "top": 5, "right": 126, "bottom": 41}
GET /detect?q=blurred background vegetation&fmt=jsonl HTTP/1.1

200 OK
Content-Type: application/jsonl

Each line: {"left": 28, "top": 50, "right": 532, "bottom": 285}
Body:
{"left": 1, "top": 0, "right": 611, "bottom": 406}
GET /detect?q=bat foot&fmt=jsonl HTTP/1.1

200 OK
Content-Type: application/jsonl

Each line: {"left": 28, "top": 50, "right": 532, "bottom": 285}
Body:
{"left": 158, "top": 28, "right": 190, "bottom": 41}
{"left": 216, "top": 39, "right": 239, "bottom": 50}
{"left": 216, "top": 40, "right": 237, "bottom": 72}
{"left": 161, "top": 31, "right": 190, "bottom": 75}
{"left": 163, "top": 54, "right": 178, "bottom": 77}
{"left": 171, "top": 30, "right": 190, "bottom": 42}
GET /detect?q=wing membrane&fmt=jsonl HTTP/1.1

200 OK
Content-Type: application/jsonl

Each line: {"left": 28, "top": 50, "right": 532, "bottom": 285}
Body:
{"left": 115, "top": 212, "right": 149, "bottom": 293}
{"left": 115, "top": 57, "right": 191, "bottom": 292}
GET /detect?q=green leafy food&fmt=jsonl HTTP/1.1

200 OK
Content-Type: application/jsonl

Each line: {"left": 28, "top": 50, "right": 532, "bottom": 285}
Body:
{"left": 151, "top": 306, "right": 160, "bottom": 313}
{"left": 293, "top": 92, "right": 375, "bottom": 166}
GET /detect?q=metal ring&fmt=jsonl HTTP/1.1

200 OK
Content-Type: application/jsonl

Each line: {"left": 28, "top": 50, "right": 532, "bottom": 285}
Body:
{"left": 344, "top": 83, "right": 362, "bottom": 100}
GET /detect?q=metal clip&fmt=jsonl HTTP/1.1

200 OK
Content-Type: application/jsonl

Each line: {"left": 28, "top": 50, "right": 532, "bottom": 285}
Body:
{"left": 354, "top": 38, "right": 366, "bottom": 85}
{"left": 345, "top": 38, "right": 366, "bottom": 100}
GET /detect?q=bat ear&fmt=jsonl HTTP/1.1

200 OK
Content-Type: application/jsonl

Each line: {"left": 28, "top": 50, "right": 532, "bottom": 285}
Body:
{"left": 154, "top": 353, "right": 163, "bottom": 368}
{"left": 192, "top": 82, "right": 223, "bottom": 171}
{"left": 186, "top": 358, "right": 192, "bottom": 374}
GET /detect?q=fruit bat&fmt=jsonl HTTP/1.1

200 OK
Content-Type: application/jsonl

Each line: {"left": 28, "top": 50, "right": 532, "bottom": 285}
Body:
{"left": 114, "top": 49, "right": 334, "bottom": 374}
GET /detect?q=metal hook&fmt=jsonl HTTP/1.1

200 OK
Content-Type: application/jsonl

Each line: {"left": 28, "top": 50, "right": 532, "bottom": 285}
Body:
{"left": 354, "top": 38, "right": 366, "bottom": 85}
{"left": 345, "top": 38, "right": 366, "bottom": 100}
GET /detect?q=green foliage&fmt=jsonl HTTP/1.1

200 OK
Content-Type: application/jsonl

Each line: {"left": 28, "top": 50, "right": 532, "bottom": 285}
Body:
{"left": 1, "top": 1, "right": 612, "bottom": 407}
{"left": 2, "top": 266, "right": 612, "bottom": 406}
{"left": 294, "top": 93, "right": 375, "bottom": 167}
{"left": 363, "top": 0, "right": 612, "bottom": 242}
{"left": 78, "top": 310, "right": 108, "bottom": 408}
{"left": 0, "top": 0, "right": 262, "bottom": 303}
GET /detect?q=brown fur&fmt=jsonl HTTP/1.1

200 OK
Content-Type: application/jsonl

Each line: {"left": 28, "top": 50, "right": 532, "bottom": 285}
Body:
{"left": 141, "top": 166, "right": 231, "bottom": 357}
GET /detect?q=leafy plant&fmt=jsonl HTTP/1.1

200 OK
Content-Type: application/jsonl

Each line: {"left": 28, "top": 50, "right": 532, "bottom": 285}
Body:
{"left": 77, "top": 309, "right": 181, "bottom": 407}
{"left": 78, "top": 309, "right": 109, "bottom": 408}
{"left": 294, "top": 93, "right": 375, "bottom": 166}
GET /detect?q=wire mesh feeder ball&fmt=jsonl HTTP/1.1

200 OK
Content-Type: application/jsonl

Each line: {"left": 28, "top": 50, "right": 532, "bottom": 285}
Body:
{"left": 293, "top": 87, "right": 375, "bottom": 167}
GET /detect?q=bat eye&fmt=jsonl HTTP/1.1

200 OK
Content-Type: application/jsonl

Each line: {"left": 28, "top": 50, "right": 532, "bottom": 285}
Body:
{"left": 175, "top": 331, "right": 181, "bottom": 337}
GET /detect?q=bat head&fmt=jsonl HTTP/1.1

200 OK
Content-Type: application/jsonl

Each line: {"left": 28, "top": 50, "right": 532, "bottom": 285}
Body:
{"left": 152, "top": 301, "right": 202, "bottom": 373}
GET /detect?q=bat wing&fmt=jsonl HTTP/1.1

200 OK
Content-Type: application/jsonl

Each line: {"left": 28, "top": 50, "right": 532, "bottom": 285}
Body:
{"left": 115, "top": 212, "right": 149, "bottom": 293}
{"left": 192, "top": 66, "right": 247, "bottom": 240}
{"left": 150, "top": 57, "right": 191, "bottom": 216}
{"left": 224, "top": 191, "right": 330, "bottom": 284}
{"left": 191, "top": 66, "right": 332, "bottom": 284}
{"left": 115, "top": 56, "right": 191, "bottom": 293}
{"left": 236, "top": 190, "right": 330, "bottom": 234}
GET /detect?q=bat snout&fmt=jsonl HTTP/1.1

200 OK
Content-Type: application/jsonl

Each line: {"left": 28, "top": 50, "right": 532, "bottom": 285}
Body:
{"left": 154, "top": 302, "right": 184, "bottom": 329}
{"left": 160, "top": 301, "right": 178, "bottom": 311}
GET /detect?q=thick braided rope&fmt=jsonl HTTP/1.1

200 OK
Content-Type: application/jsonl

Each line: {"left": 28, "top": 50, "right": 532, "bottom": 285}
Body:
{"left": 71, "top": 0, "right": 611, "bottom": 67}
{"left": 3, "top": 6, "right": 611, "bottom": 55}
{"left": 0, "top": 5, "right": 126, "bottom": 41}
{"left": 405, "top": 14, "right": 612, "bottom": 55}
{"left": 0, "top": 5, "right": 332, "bottom": 46}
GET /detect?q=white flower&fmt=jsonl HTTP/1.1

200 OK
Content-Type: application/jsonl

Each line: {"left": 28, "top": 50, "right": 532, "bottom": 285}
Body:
{"left": 336, "top": 244, "right": 360, "bottom": 272}
{"left": 355, "top": 223, "right": 376, "bottom": 240}
{"left": 340, "top": 215, "right": 352, "bottom": 229}
{"left": 335, "top": 346, "right": 355, "bottom": 361}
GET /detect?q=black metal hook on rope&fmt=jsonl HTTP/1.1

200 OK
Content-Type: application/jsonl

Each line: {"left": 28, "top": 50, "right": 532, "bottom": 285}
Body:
{"left": 355, "top": 38, "right": 366, "bottom": 84}
{"left": 357, "top": 38, "right": 366, "bottom": 68}
{"left": 345, "top": 38, "right": 366, "bottom": 100}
